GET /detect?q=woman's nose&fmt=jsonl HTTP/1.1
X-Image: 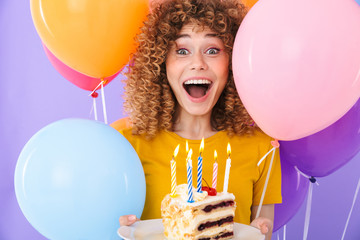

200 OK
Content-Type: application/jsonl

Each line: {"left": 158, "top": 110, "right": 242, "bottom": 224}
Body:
{"left": 190, "top": 52, "right": 208, "bottom": 71}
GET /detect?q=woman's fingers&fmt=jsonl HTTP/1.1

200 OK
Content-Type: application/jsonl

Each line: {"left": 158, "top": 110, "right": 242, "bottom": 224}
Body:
{"left": 119, "top": 215, "right": 138, "bottom": 226}
{"left": 260, "top": 224, "right": 269, "bottom": 234}
{"left": 250, "top": 217, "right": 272, "bottom": 234}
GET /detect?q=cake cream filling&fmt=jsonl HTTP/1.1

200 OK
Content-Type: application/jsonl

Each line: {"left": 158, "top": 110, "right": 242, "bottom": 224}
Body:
{"left": 165, "top": 221, "right": 233, "bottom": 240}
{"left": 166, "top": 207, "right": 235, "bottom": 236}
{"left": 191, "top": 209, "right": 235, "bottom": 232}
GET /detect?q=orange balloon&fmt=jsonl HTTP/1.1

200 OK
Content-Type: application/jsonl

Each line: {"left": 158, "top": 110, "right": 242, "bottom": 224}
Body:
{"left": 110, "top": 117, "right": 133, "bottom": 130}
{"left": 241, "top": 0, "right": 259, "bottom": 8}
{"left": 30, "top": 0, "right": 149, "bottom": 78}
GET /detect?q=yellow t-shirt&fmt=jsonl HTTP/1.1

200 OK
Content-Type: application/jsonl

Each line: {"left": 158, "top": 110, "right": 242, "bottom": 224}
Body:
{"left": 116, "top": 127, "right": 282, "bottom": 225}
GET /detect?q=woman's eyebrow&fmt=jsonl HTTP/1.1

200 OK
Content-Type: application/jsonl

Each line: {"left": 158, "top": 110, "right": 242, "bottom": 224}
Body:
{"left": 176, "top": 34, "right": 191, "bottom": 39}
{"left": 175, "top": 33, "right": 218, "bottom": 40}
{"left": 205, "top": 33, "right": 218, "bottom": 38}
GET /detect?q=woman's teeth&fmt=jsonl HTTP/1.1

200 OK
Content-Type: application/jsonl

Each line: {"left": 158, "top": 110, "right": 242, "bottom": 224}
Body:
{"left": 184, "top": 79, "right": 212, "bottom": 85}
{"left": 183, "top": 79, "right": 212, "bottom": 98}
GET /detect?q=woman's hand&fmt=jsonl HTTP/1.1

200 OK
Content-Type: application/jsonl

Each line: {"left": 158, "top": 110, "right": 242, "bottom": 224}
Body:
{"left": 251, "top": 204, "right": 274, "bottom": 240}
{"left": 250, "top": 216, "right": 273, "bottom": 235}
{"left": 119, "top": 215, "right": 139, "bottom": 226}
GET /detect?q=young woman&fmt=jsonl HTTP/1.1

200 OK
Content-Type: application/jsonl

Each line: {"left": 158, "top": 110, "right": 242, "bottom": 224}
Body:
{"left": 113, "top": 0, "right": 282, "bottom": 239}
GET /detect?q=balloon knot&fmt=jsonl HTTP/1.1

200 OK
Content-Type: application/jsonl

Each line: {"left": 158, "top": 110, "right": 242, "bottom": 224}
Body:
{"left": 91, "top": 92, "right": 99, "bottom": 98}
{"left": 309, "top": 177, "right": 316, "bottom": 183}
{"left": 271, "top": 139, "right": 280, "bottom": 148}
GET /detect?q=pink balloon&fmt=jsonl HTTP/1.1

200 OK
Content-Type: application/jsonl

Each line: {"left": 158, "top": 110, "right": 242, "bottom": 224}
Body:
{"left": 43, "top": 44, "right": 120, "bottom": 91}
{"left": 233, "top": 0, "right": 360, "bottom": 140}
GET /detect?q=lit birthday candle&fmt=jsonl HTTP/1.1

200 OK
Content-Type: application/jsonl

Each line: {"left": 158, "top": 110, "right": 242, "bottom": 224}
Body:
{"left": 186, "top": 140, "right": 189, "bottom": 154}
{"left": 186, "top": 148, "right": 194, "bottom": 203}
{"left": 170, "top": 144, "right": 180, "bottom": 197}
{"left": 223, "top": 143, "right": 231, "bottom": 193}
{"left": 197, "top": 138, "right": 204, "bottom": 193}
{"left": 212, "top": 150, "right": 218, "bottom": 190}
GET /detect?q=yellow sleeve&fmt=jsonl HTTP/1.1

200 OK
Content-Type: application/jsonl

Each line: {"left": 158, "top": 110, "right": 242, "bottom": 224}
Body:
{"left": 253, "top": 143, "right": 282, "bottom": 205}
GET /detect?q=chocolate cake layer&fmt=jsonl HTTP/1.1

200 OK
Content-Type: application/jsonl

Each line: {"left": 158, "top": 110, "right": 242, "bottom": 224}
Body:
{"left": 202, "top": 200, "right": 235, "bottom": 213}
{"left": 198, "top": 231, "right": 234, "bottom": 240}
{"left": 197, "top": 216, "right": 234, "bottom": 231}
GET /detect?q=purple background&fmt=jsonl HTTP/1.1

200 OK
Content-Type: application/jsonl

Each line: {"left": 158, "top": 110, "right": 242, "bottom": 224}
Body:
{"left": 1, "top": 1, "right": 359, "bottom": 239}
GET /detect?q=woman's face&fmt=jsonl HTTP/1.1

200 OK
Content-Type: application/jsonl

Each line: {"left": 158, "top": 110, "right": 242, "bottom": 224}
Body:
{"left": 166, "top": 23, "right": 229, "bottom": 117}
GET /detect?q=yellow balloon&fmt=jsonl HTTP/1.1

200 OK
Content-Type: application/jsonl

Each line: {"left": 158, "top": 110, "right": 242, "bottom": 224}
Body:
{"left": 31, "top": 0, "right": 149, "bottom": 78}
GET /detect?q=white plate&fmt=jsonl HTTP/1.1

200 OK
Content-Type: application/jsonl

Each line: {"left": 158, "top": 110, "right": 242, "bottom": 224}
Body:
{"left": 118, "top": 219, "right": 264, "bottom": 240}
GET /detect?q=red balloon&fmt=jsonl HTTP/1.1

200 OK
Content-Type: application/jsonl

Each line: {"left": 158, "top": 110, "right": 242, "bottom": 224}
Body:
{"left": 43, "top": 44, "right": 120, "bottom": 91}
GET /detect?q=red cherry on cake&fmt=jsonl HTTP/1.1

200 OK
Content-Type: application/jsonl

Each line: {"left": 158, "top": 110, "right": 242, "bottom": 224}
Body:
{"left": 202, "top": 186, "right": 217, "bottom": 196}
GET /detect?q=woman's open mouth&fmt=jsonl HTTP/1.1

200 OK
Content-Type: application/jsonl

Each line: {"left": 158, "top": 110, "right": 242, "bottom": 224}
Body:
{"left": 183, "top": 79, "right": 212, "bottom": 98}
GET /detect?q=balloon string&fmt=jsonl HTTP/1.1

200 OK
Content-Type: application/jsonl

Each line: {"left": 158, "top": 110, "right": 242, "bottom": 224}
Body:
{"left": 341, "top": 178, "right": 360, "bottom": 240}
{"left": 257, "top": 147, "right": 275, "bottom": 166}
{"left": 303, "top": 179, "right": 315, "bottom": 240}
{"left": 276, "top": 223, "right": 287, "bottom": 240}
{"left": 294, "top": 166, "right": 318, "bottom": 240}
{"left": 294, "top": 166, "right": 319, "bottom": 186}
{"left": 255, "top": 147, "right": 276, "bottom": 219}
{"left": 89, "top": 81, "right": 103, "bottom": 96}
{"left": 89, "top": 93, "right": 98, "bottom": 121}
{"left": 101, "top": 81, "right": 108, "bottom": 124}
{"left": 88, "top": 80, "right": 108, "bottom": 124}
{"left": 93, "top": 97, "right": 98, "bottom": 121}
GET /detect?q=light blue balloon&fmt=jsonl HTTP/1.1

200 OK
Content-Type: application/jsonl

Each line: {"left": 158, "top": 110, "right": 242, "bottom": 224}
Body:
{"left": 14, "top": 118, "right": 146, "bottom": 240}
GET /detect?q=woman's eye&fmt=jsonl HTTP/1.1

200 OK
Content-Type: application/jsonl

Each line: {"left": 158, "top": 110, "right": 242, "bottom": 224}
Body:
{"left": 176, "top": 48, "right": 189, "bottom": 55}
{"left": 206, "top": 48, "right": 220, "bottom": 55}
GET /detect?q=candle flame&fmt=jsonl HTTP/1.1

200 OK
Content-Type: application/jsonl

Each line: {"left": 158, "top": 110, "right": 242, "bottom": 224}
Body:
{"left": 214, "top": 150, "right": 218, "bottom": 162}
{"left": 173, "top": 144, "right": 180, "bottom": 158}
{"left": 199, "top": 137, "right": 204, "bottom": 154}
{"left": 227, "top": 143, "right": 231, "bottom": 156}
{"left": 186, "top": 140, "right": 189, "bottom": 154}
{"left": 187, "top": 148, "right": 193, "bottom": 160}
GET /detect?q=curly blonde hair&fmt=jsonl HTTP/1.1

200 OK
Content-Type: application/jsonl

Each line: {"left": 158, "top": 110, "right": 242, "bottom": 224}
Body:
{"left": 124, "top": 0, "right": 254, "bottom": 139}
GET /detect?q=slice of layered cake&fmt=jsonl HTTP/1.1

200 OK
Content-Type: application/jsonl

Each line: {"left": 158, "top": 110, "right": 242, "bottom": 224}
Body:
{"left": 161, "top": 184, "right": 236, "bottom": 240}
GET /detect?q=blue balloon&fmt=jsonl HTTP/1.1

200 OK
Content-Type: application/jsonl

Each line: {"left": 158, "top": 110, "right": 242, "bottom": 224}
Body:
{"left": 14, "top": 118, "right": 145, "bottom": 240}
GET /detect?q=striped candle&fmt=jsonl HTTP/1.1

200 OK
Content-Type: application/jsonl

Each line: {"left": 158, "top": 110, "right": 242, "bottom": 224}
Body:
{"left": 187, "top": 149, "right": 194, "bottom": 203}
{"left": 170, "top": 159, "right": 176, "bottom": 196}
{"left": 212, "top": 150, "right": 218, "bottom": 190}
{"left": 197, "top": 138, "right": 204, "bottom": 193}
{"left": 170, "top": 144, "right": 180, "bottom": 197}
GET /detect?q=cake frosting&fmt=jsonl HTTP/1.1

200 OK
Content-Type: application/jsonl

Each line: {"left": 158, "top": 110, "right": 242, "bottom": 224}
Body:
{"left": 161, "top": 184, "right": 236, "bottom": 240}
